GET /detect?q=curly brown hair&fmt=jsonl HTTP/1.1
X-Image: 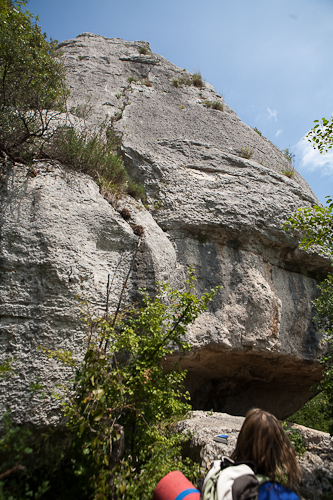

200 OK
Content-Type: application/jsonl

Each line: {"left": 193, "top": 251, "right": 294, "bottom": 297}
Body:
{"left": 231, "top": 409, "right": 301, "bottom": 487}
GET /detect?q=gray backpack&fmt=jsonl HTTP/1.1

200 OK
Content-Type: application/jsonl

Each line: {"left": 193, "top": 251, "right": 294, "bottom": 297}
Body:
{"left": 200, "top": 457, "right": 269, "bottom": 500}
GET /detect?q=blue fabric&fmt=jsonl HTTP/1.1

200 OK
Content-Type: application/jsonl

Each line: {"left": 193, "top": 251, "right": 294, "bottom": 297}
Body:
{"left": 259, "top": 482, "right": 299, "bottom": 500}
{"left": 174, "top": 487, "right": 199, "bottom": 500}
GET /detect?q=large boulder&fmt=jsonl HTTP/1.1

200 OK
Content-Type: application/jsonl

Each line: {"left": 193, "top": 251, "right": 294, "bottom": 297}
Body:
{"left": 0, "top": 34, "right": 330, "bottom": 424}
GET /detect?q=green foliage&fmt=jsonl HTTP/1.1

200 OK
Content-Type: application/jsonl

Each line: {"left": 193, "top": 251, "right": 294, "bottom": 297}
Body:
{"left": 1, "top": 276, "right": 218, "bottom": 499}
{"left": 283, "top": 196, "right": 333, "bottom": 257}
{"left": 151, "top": 199, "right": 164, "bottom": 210}
{"left": 177, "top": 72, "right": 204, "bottom": 88}
{"left": 191, "top": 72, "right": 203, "bottom": 88}
{"left": 43, "top": 120, "right": 144, "bottom": 200}
{"left": 127, "top": 76, "right": 137, "bottom": 84}
{"left": 238, "top": 147, "right": 254, "bottom": 159}
{"left": 178, "top": 75, "right": 192, "bottom": 86}
{"left": 112, "top": 430, "right": 198, "bottom": 499}
{"left": 0, "top": 413, "right": 91, "bottom": 500}
{"left": 282, "top": 147, "right": 295, "bottom": 165}
{"left": 253, "top": 127, "right": 262, "bottom": 136}
{"left": 282, "top": 422, "right": 306, "bottom": 456}
{"left": 284, "top": 195, "right": 333, "bottom": 434}
{"left": 138, "top": 46, "right": 148, "bottom": 55}
{"left": 203, "top": 100, "right": 224, "bottom": 111}
{"left": 0, "top": 0, "right": 68, "bottom": 162}
{"left": 49, "top": 276, "right": 219, "bottom": 499}
{"left": 281, "top": 169, "right": 294, "bottom": 178}
{"left": 307, "top": 117, "right": 333, "bottom": 153}
{"left": 0, "top": 356, "right": 17, "bottom": 379}
{"left": 289, "top": 393, "right": 333, "bottom": 433}
{"left": 127, "top": 178, "right": 146, "bottom": 200}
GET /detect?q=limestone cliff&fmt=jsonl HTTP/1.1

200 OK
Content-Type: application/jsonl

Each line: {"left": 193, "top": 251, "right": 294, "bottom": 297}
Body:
{"left": 0, "top": 34, "right": 330, "bottom": 424}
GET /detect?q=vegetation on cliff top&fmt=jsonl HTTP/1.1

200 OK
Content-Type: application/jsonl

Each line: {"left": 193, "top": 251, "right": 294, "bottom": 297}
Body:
{"left": 0, "top": 0, "right": 144, "bottom": 200}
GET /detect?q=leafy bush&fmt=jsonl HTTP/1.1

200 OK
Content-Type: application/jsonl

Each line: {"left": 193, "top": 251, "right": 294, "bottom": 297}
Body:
{"left": 1, "top": 276, "right": 218, "bottom": 499}
{"left": 253, "top": 127, "right": 262, "bottom": 136}
{"left": 173, "top": 79, "right": 180, "bottom": 88}
{"left": 0, "top": 413, "right": 91, "bottom": 500}
{"left": 289, "top": 393, "right": 333, "bottom": 433}
{"left": 0, "top": 0, "right": 68, "bottom": 162}
{"left": 127, "top": 76, "right": 137, "bottom": 83}
{"left": 238, "top": 147, "right": 254, "bottom": 159}
{"left": 307, "top": 117, "right": 333, "bottom": 153}
{"left": 284, "top": 196, "right": 333, "bottom": 434}
{"left": 282, "top": 422, "right": 306, "bottom": 456}
{"left": 282, "top": 147, "right": 295, "bottom": 165}
{"left": 44, "top": 275, "right": 218, "bottom": 499}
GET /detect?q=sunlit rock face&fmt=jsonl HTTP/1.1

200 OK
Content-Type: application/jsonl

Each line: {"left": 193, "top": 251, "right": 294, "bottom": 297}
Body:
{"left": 0, "top": 34, "right": 330, "bottom": 424}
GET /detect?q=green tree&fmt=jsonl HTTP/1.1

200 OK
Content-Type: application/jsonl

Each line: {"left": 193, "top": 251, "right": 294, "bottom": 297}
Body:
{"left": 284, "top": 195, "right": 333, "bottom": 433}
{"left": 0, "top": 0, "right": 68, "bottom": 162}
{"left": 43, "top": 276, "right": 219, "bottom": 499}
{"left": 282, "top": 147, "right": 295, "bottom": 166}
{"left": 284, "top": 115, "right": 333, "bottom": 433}
{"left": 307, "top": 117, "right": 333, "bottom": 153}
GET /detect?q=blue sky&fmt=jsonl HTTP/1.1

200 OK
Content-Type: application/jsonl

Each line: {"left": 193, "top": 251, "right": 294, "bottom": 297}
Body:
{"left": 28, "top": 0, "right": 333, "bottom": 204}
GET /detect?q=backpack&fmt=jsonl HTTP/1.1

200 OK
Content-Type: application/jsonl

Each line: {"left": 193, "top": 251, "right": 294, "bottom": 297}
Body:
{"left": 200, "top": 457, "right": 263, "bottom": 500}
{"left": 199, "top": 457, "right": 299, "bottom": 500}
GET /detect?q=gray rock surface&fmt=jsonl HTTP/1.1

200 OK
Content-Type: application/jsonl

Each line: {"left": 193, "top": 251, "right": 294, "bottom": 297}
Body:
{"left": 0, "top": 34, "right": 331, "bottom": 423}
{"left": 177, "top": 411, "right": 333, "bottom": 500}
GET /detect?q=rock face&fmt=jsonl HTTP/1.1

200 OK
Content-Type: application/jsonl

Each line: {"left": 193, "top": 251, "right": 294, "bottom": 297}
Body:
{"left": 0, "top": 34, "right": 331, "bottom": 424}
{"left": 177, "top": 411, "right": 333, "bottom": 500}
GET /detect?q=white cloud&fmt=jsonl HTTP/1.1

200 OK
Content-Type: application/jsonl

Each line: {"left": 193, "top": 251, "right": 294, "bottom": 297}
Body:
{"left": 267, "top": 107, "right": 277, "bottom": 121}
{"left": 275, "top": 129, "right": 282, "bottom": 137}
{"left": 295, "top": 137, "right": 333, "bottom": 176}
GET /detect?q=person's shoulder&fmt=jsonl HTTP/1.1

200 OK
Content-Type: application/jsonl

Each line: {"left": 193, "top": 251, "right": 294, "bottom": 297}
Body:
{"left": 258, "top": 481, "right": 299, "bottom": 500}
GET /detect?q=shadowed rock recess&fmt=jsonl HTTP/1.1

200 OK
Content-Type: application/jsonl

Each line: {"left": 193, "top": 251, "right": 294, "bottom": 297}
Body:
{"left": 0, "top": 34, "right": 331, "bottom": 424}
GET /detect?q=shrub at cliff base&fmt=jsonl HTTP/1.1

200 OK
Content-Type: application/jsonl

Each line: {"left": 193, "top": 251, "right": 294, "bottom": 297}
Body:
{"left": 1, "top": 276, "right": 218, "bottom": 499}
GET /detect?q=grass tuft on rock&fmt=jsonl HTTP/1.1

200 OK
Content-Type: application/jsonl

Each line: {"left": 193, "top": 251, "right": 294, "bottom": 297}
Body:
{"left": 43, "top": 124, "right": 145, "bottom": 200}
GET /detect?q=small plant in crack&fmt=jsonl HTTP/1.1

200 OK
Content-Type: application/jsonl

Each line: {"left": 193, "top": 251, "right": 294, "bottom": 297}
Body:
{"left": 141, "top": 78, "right": 152, "bottom": 87}
{"left": 138, "top": 46, "right": 149, "bottom": 55}
{"left": 203, "top": 100, "right": 223, "bottom": 111}
{"left": 191, "top": 72, "right": 203, "bottom": 88}
{"left": 238, "top": 147, "right": 254, "bottom": 159}
{"left": 281, "top": 169, "right": 294, "bottom": 179}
